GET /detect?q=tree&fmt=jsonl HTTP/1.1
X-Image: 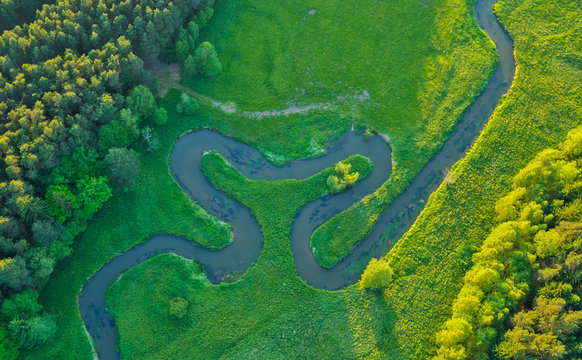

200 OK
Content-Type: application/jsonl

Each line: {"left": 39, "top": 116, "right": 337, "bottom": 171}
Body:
{"left": 105, "top": 148, "right": 140, "bottom": 189}
{"left": 183, "top": 54, "right": 197, "bottom": 77}
{"left": 126, "top": 85, "right": 155, "bottom": 123}
{"left": 1, "top": 289, "right": 42, "bottom": 320}
{"left": 0, "top": 324, "right": 18, "bottom": 360}
{"left": 327, "top": 162, "right": 359, "bottom": 193}
{"left": 153, "top": 107, "right": 167, "bottom": 126}
{"left": 45, "top": 185, "right": 78, "bottom": 222}
{"left": 176, "top": 93, "right": 199, "bottom": 115}
{"left": 0, "top": 256, "right": 32, "bottom": 291}
{"left": 32, "top": 220, "right": 63, "bottom": 245}
{"left": 75, "top": 176, "right": 112, "bottom": 219}
{"left": 194, "top": 41, "right": 223, "bottom": 76}
{"left": 169, "top": 297, "right": 188, "bottom": 319}
{"left": 360, "top": 258, "right": 394, "bottom": 290}
{"left": 496, "top": 297, "right": 582, "bottom": 360}
{"left": 204, "top": 54, "right": 223, "bottom": 77}
{"left": 8, "top": 315, "right": 56, "bottom": 349}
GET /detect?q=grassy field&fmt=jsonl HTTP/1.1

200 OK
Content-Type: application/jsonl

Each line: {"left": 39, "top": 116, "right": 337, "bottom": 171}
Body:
{"left": 185, "top": 0, "right": 498, "bottom": 265}
{"left": 105, "top": 151, "right": 373, "bottom": 358}
{"left": 22, "top": 0, "right": 582, "bottom": 358}
{"left": 374, "top": 0, "right": 582, "bottom": 357}
{"left": 103, "top": 0, "right": 582, "bottom": 358}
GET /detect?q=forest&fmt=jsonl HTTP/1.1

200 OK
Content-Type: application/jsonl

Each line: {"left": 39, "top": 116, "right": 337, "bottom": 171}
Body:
{"left": 0, "top": 0, "right": 581, "bottom": 359}
{"left": 0, "top": 0, "right": 221, "bottom": 355}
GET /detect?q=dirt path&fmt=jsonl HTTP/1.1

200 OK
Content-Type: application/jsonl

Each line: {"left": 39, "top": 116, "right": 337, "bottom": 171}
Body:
{"left": 147, "top": 61, "right": 372, "bottom": 120}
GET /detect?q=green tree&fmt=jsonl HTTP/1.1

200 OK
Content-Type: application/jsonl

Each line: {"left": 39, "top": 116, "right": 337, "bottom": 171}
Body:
{"left": 153, "top": 107, "right": 168, "bottom": 126}
{"left": 105, "top": 148, "right": 140, "bottom": 189}
{"left": 1, "top": 289, "right": 42, "bottom": 320}
{"left": 45, "top": 185, "right": 78, "bottom": 222}
{"left": 176, "top": 93, "right": 199, "bottom": 115}
{"left": 204, "top": 54, "right": 223, "bottom": 77}
{"left": 0, "top": 256, "right": 32, "bottom": 291}
{"left": 496, "top": 297, "right": 582, "bottom": 360}
{"left": 360, "top": 258, "right": 394, "bottom": 290}
{"left": 32, "top": 220, "right": 63, "bottom": 245}
{"left": 0, "top": 324, "right": 18, "bottom": 360}
{"left": 126, "top": 85, "right": 155, "bottom": 123}
{"left": 8, "top": 315, "right": 56, "bottom": 349}
{"left": 183, "top": 54, "right": 197, "bottom": 77}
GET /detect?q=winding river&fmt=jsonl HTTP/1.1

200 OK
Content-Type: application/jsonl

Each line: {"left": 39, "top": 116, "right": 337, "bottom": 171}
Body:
{"left": 79, "top": 0, "right": 516, "bottom": 358}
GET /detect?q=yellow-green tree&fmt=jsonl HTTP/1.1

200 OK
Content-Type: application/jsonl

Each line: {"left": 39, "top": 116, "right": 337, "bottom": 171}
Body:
{"left": 360, "top": 258, "right": 394, "bottom": 290}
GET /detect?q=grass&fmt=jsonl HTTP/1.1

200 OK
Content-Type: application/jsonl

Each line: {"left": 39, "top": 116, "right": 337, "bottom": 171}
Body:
{"left": 184, "top": 0, "right": 498, "bottom": 264}
{"left": 372, "top": 0, "right": 582, "bottom": 357}
{"left": 102, "top": 0, "right": 582, "bottom": 358}
{"left": 20, "top": 0, "right": 581, "bottom": 358}
{"left": 104, "top": 151, "right": 373, "bottom": 359}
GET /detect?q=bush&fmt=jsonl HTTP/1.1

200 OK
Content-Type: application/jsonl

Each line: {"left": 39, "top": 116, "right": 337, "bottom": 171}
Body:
{"left": 169, "top": 297, "right": 188, "bottom": 319}
{"left": 360, "top": 258, "right": 394, "bottom": 290}
{"left": 176, "top": 93, "right": 200, "bottom": 115}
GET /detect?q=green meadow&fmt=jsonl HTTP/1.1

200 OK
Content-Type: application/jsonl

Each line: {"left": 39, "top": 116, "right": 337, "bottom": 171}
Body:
{"left": 21, "top": 0, "right": 582, "bottom": 358}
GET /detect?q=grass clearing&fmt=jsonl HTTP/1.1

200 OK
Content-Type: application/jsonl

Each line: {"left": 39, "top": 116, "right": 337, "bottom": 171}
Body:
{"left": 185, "top": 0, "right": 498, "bottom": 264}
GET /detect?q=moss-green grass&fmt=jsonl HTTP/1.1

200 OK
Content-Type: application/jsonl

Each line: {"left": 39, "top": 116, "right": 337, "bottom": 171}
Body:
{"left": 185, "top": 0, "right": 497, "bottom": 265}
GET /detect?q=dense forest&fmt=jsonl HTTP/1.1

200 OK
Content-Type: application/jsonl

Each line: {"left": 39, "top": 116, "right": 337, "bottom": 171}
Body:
{"left": 0, "top": 0, "right": 47, "bottom": 32}
{"left": 0, "top": 0, "right": 220, "bottom": 355}
{"left": 436, "top": 127, "right": 582, "bottom": 360}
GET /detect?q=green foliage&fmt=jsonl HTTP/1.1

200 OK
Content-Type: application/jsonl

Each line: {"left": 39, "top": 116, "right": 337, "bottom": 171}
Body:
{"left": 435, "top": 126, "right": 582, "bottom": 360}
{"left": 98, "top": 109, "right": 140, "bottom": 150}
{"left": 360, "top": 258, "right": 394, "bottom": 290}
{"left": 153, "top": 108, "right": 168, "bottom": 126}
{"left": 20, "top": 0, "right": 582, "bottom": 359}
{"left": 23, "top": 101, "right": 232, "bottom": 358}
{"left": 175, "top": 93, "right": 200, "bottom": 115}
{"left": 0, "top": 0, "right": 217, "bottom": 353}
{"left": 169, "top": 297, "right": 188, "bottom": 319}
{"left": 45, "top": 185, "right": 78, "bottom": 223}
{"left": 203, "top": 54, "right": 223, "bottom": 77}
{"left": 326, "top": 161, "right": 361, "bottom": 193}
{"left": 102, "top": 150, "right": 373, "bottom": 359}
{"left": 105, "top": 148, "right": 140, "bottom": 190}
{"left": 0, "top": 323, "right": 19, "bottom": 360}
{"left": 193, "top": 42, "right": 222, "bottom": 77}
{"left": 126, "top": 85, "right": 156, "bottom": 123}
{"left": 0, "top": 0, "right": 44, "bottom": 31}
{"left": 497, "top": 297, "right": 582, "bottom": 359}
{"left": 1, "top": 289, "right": 42, "bottom": 320}
{"left": 8, "top": 315, "right": 56, "bottom": 349}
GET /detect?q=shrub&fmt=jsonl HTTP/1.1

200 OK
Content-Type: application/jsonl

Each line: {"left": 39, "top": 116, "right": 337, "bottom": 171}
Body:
{"left": 169, "top": 297, "right": 188, "bottom": 319}
{"left": 360, "top": 258, "right": 394, "bottom": 290}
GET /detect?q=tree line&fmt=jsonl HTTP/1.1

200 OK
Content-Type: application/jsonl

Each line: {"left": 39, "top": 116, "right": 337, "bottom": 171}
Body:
{"left": 0, "top": 0, "right": 221, "bottom": 355}
{"left": 435, "top": 126, "right": 582, "bottom": 360}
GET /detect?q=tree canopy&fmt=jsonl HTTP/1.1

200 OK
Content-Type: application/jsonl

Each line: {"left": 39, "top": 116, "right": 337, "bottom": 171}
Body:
{"left": 0, "top": 0, "right": 218, "bottom": 352}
